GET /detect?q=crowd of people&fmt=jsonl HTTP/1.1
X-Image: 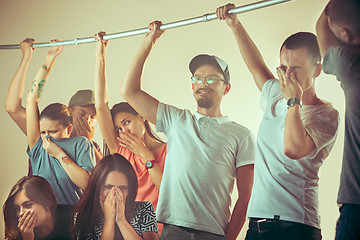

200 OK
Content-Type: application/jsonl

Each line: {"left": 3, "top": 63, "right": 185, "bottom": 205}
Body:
{"left": 2, "top": 0, "right": 360, "bottom": 239}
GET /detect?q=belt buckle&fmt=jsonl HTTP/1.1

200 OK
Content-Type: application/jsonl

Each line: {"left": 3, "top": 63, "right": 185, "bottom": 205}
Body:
{"left": 256, "top": 219, "right": 270, "bottom": 233}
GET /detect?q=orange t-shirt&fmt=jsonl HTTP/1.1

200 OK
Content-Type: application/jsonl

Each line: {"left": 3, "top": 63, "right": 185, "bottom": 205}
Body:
{"left": 116, "top": 142, "right": 167, "bottom": 233}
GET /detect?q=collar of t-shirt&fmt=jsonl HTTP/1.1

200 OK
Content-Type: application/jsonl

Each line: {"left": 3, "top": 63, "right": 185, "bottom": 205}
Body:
{"left": 194, "top": 111, "right": 230, "bottom": 125}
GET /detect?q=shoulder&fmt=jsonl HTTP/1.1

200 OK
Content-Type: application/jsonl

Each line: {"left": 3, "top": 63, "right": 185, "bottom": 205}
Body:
{"left": 72, "top": 136, "right": 92, "bottom": 144}
{"left": 133, "top": 201, "right": 155, "bottom": 212}
{"left": 308, "top": 101, "right": 339, "bottom": 120}
{"left": 67, "top": 136, "right": 94, "bottom": 149}
{"left": 54, "top": 136, "right": 90, "bottom": 145}
{"left": 132, "top": 201, "right": 156, "bottom": 218}
{"left": 158, "top": 102, "right": 192, "bottom": 118}
{"left": 324, "top": 45, "right": 360, "bottom": 70}
{"left": 226, "top": 121, "right": 253, "bottom": 137}
{"left": 303, "top": 103, "right": 340, "bottom": 134}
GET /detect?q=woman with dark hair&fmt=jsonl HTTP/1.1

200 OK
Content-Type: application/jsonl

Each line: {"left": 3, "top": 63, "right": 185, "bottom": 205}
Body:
{"left": 73, "top": 154, "right": 159, "bottom": 240}
{"left": 25, "top": 41, "right": 94, "bottom": 205}
{"left": 93, "top": 32, "right": 166, "bottom": 232}
{"left": 3, "top": 176, "right": 73, "bottom": 239}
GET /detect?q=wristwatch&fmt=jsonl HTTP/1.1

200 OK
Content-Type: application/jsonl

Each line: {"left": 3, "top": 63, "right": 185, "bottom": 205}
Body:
{"left": 145, "top": 160, "right": 155, "bottom": 169}
{"left": 287, "top": 97, "right": 302, "bottom": 108}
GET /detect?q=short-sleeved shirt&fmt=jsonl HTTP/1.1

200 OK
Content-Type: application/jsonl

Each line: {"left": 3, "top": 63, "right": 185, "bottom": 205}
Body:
{"left": 323, "top": 45, "right": 360, "bottom": 204}
{"left": 246, "top": 79, "right": 339, "bottom": 228}
{"left": 155, "top": 103, "right": 255, "bottom": 235}
{"left": 27, "top": 136, "right": 95, "bottom": 205}
{"left": 80, "top": 201, "right": 158, "bottom": 239}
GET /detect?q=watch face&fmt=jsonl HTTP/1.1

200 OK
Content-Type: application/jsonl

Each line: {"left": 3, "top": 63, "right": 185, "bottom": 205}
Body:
{"left": 146, "top": 161, "right": 152, "bottom": 168}
{"left": 287, "top": 98, "right": 295, "bottom": 107}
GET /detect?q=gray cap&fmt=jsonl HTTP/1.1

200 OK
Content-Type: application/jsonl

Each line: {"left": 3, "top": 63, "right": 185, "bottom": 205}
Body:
{"left": 68, "top": 90, "right": 95, "bottom": 107}
{"left": 189, "top": 54, "right": 230, "bottom": 83}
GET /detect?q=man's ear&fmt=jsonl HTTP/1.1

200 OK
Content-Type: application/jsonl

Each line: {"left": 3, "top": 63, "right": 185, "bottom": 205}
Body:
{"left": 340, "top": 27, "right": 354, "bottom": 43}
{"left": 192, "top": 84, "right": 194, "bottom": 90}
{"left": 224, "top": 83, "right": 231, "bottom": 95}
{"left": 313, "top": 63, "right": 322, "bottom": 78}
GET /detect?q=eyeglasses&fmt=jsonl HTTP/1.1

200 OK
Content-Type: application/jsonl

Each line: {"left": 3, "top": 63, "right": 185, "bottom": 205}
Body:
{"left": 191, "top": 75, "right": 226, "bottom": 85}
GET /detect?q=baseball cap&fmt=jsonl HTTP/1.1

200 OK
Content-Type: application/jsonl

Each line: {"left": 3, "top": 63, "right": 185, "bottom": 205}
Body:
{"left": 68, "top": 90, "right": 95, "bottom": 107}
{"left": 189, "top": 54, "right": 230, "bottom": 83}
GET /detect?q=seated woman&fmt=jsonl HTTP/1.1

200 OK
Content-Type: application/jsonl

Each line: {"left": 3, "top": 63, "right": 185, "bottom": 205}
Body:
{"left": 72, "top": 154, "right": 159, "bottom": 240}
{"left": 3, "top": 176, "right": 73, "bottom": 240}
{"left": 94, "top": 32, "right": 166, "bottom": 232}
{"left": 25, "top": 41, "right": 94, "bottom": 205}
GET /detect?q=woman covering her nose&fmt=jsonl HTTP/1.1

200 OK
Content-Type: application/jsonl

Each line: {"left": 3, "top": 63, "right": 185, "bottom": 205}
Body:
{"left": 3, "top": 176, "right": 73, "bottom": 240}
{"left": 93, "top": 32, "right": 166, "bottom": 233}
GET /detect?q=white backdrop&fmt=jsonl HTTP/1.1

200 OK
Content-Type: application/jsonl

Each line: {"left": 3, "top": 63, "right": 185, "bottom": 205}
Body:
{"left": 0, "top": 0, "right": 344, "bottom": 239}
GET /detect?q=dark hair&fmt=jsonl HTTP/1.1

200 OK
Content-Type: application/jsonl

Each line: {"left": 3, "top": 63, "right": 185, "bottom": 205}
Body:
{"left": 110, "top": 102, "right": 164, "bottom": 144}
{"left": 40, "top": 103, "right": 72, "bottom": 128}
{"left": 3, "top": 176, "right": 57, "bottom": 240}
{"left": 280, "top": 32, "right": 321, "bottom": 65}
{"left": 326, "top": 0, "right": 360, "bottom": 36}
{"left": 72, "top": 154, "right": 138, "bottom": 239}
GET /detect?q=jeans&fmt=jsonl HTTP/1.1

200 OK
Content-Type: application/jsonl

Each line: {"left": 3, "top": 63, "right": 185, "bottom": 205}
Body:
{"left": 159, "top": 224, "right": 227, "bottom": 240}
{"left": 245, "top": 218, "right": 322, "bottom": 240}
{"left": 335, "top": 204, "right": 360, "bottom": 240}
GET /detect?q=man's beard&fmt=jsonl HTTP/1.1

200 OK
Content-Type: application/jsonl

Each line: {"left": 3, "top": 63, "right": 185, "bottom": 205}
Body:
{"left": 197, "top": 98, "right": 214, "bottom": 108}
{"left": 196, "top": 87, "right": 214, "bottom": 108}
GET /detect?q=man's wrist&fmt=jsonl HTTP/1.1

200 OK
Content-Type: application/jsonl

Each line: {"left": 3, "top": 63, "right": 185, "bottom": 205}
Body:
{"left": 287, "top": 97, "right": 302, "bottom": 108}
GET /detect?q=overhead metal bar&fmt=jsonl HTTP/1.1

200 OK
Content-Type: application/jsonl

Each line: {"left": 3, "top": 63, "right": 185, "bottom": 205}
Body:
{"left": 0, "top": 0, "right": 294, "bottom": 50}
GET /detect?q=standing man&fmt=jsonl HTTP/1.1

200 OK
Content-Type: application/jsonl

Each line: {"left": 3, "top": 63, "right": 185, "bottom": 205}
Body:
{"left": 5, "top": 41, "right": 102, "bottom": 164}
{"left": 120, "top": 21, "right": 255, "bottom": 240}
{"left": 217, "top": 3, "right": 339, "bottom": 240}
{"left": 316, "top": 1, "right": 360, "bottom": 239}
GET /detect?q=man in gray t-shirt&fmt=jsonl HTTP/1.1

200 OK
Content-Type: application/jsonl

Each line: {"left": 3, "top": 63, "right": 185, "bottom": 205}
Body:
{"left": 120, "top": 21, "right": 255, "bottom": 240}
{"left": 316, "top": 0, "right": 360, "bottom": 239}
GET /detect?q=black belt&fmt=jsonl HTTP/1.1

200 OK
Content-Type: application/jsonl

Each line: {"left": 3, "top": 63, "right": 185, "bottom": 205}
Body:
{"left": 249, "top": 217, "right": 301, "bottom": 233}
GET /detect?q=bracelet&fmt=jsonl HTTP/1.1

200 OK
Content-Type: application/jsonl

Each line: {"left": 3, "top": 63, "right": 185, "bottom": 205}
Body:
{"left": 42, "top": 64, "right": 50, "bottom": 73}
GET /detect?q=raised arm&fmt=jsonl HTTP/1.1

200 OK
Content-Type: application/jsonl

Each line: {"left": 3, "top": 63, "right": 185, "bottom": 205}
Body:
{"left": 94, "top": 32, "right": 119, "bottom": 154}
{"left": 120, "top": 21, "right": 164, "bottom": 125}
{"left": 316, "top": 7, "right": 339, "bottom": 58}
{"left": 26, "top": 41, "right": 64, "bottom": 149}
{"left": 5, "top": 38, "right": 35, "bottom": 134}
{"left": 217, "top": 4, "right": 274, "bottom": 91}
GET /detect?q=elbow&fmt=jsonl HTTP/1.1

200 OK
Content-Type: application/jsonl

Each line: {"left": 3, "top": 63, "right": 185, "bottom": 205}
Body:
{"left": 119, "top": 83, "right": 138, "bottom": 102}
{"left": 5, "top": 101, "right": 17, "bottom": 115}
{"left": 119, "top": 86, "right": 129, "bottom": 100}
{"left": 80, "top": 173, "right": 91, "bottom": 191}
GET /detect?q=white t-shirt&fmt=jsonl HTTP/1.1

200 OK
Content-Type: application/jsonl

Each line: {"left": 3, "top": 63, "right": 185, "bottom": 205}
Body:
{"left": 156, "top": 102, "right": 255, "bottom": 235}
{"left": 246, "top": 79, "right": 339, "bottom": 229}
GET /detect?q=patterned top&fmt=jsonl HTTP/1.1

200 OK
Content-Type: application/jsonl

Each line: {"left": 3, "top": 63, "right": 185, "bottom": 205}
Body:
{"left": 79, "top": 201, "right": 158, "bottom": 239}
